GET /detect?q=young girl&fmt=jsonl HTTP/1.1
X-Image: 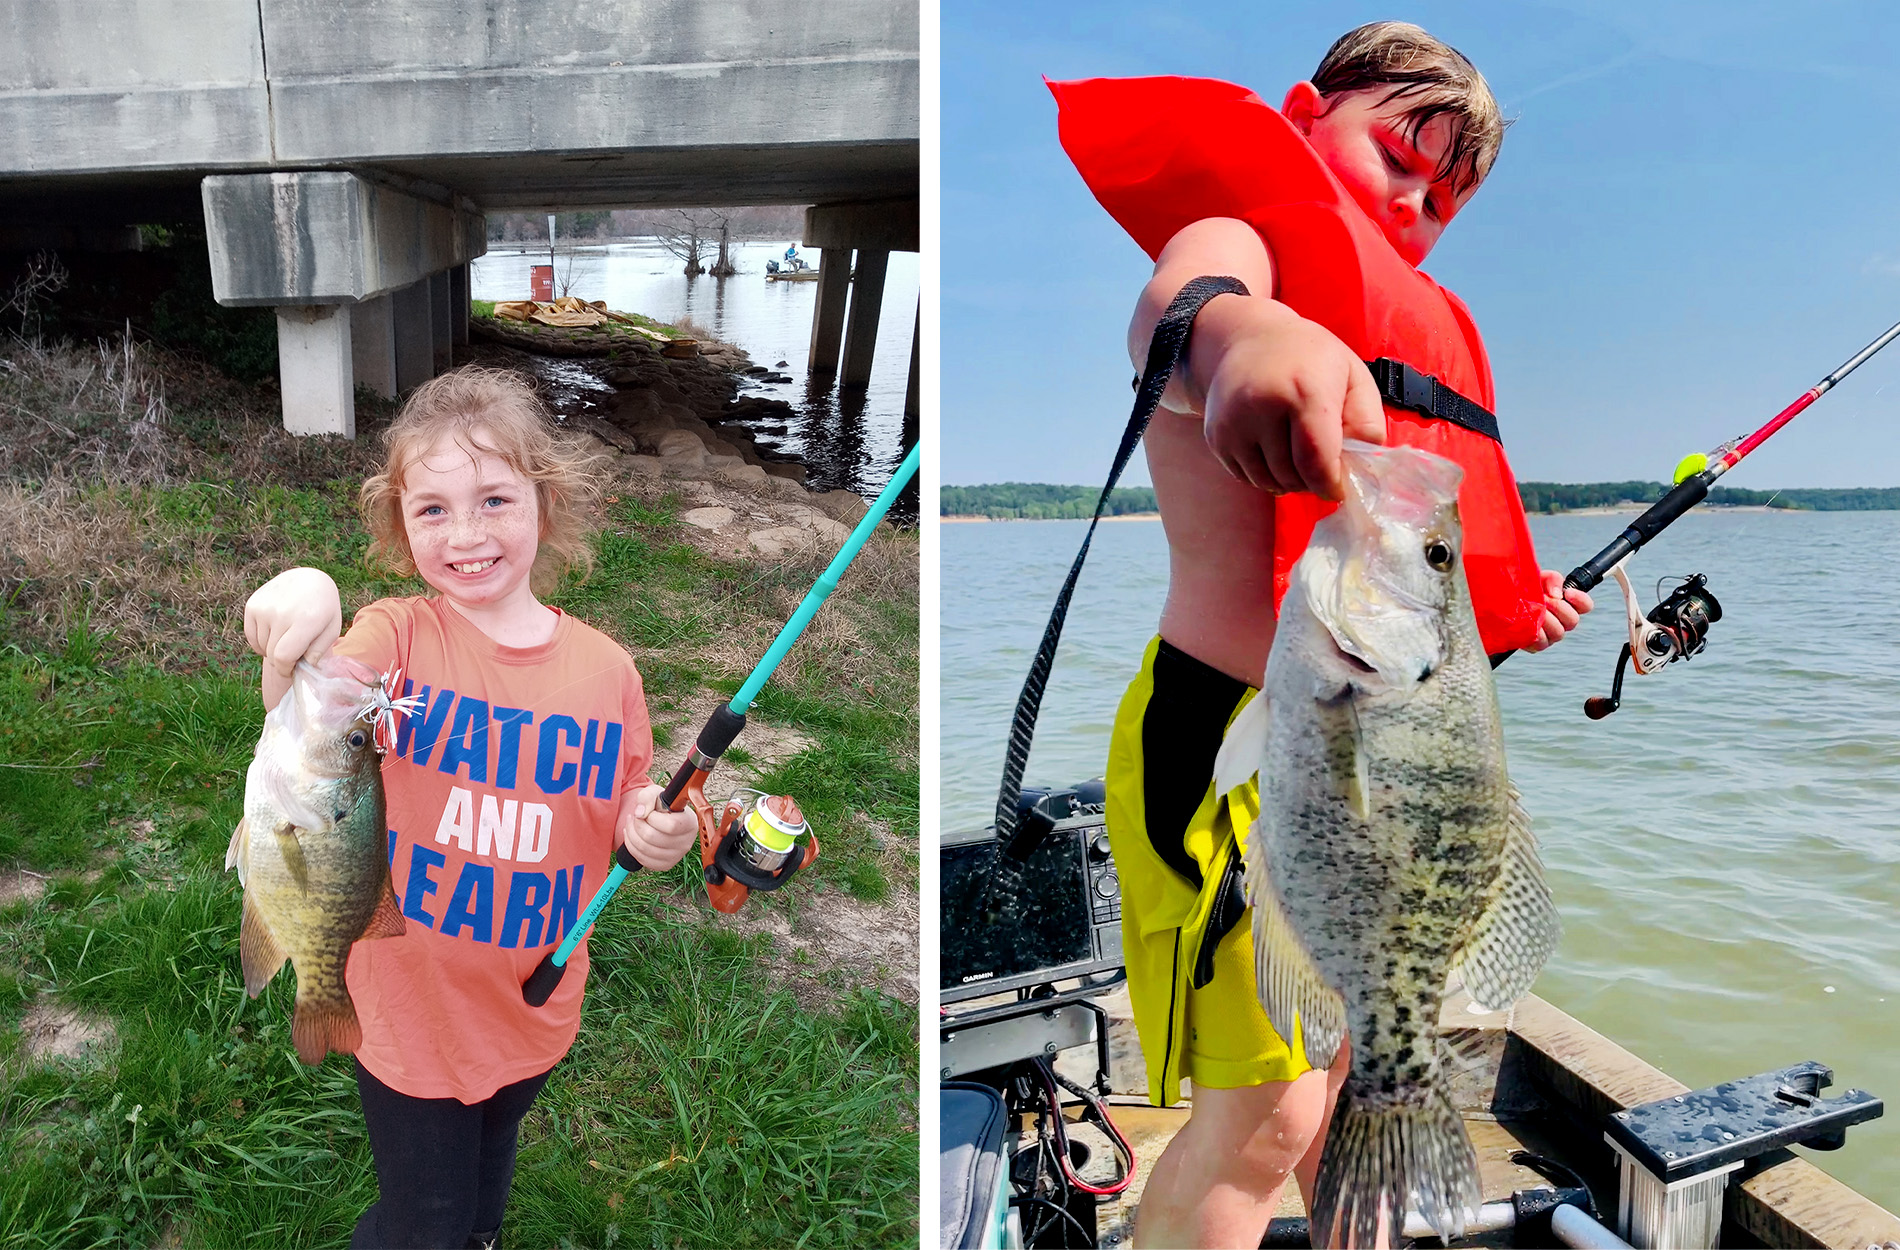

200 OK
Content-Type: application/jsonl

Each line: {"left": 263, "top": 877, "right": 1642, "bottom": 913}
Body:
{"left": 244, "top": 366, "right": 698, "bottom": 1250}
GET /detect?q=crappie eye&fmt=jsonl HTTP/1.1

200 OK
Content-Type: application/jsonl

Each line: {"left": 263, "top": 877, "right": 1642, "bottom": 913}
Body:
{"left": 348, "top": 730, "right": 368, "bottom": 750}
{"left": 1424, "top": 538, "right": 1455, "bottom": 571}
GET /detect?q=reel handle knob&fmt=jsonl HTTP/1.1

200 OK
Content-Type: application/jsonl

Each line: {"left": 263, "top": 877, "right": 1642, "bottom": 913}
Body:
{"left": 1584, "top": 695, "right": 1619, "bottom": 720}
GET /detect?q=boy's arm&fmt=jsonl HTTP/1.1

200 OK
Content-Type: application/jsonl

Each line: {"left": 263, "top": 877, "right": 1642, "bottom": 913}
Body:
{"left": 243, "top": 567, "right": 343, "bottom": 710}
{"left": 1129, "top": 218, "right": 1386, "bottom": 500}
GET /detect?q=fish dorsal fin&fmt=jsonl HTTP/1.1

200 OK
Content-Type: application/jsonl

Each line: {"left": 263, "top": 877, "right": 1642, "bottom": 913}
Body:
{"left": 226, "top": 817, "right": 249, "bottom": 884}
{"left": 1244, "top": 819, "right": 1348, "bottom": 1071}
{"left": 360, "top": 882, "right": 407, "bottom": 940}
{"left": 1452, "top": 784, "right": 1560, "bottom": 1011}
{"left": 1212, "top": 692, "right": 1269, "bottom": 796}
{"left": 239, "top": 896, "right": 289, "bottom": 998}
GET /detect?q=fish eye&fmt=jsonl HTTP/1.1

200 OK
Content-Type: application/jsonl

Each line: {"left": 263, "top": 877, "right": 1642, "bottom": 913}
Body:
{"left": 1424, "top": 538, "right": 1455, "bottom": 571}
{"left": 348, "top": 730, "right": 368, "bottom": 749}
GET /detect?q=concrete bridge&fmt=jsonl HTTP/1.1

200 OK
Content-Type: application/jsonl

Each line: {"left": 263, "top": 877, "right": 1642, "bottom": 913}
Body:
{"left": 0, "top": 0, "right": 918, "bottom": 434}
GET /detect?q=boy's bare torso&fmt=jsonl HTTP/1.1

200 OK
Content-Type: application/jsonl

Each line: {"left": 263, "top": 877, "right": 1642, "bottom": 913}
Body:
{"left": 1147, "top": 412, "right": 1279, "bottom": 689}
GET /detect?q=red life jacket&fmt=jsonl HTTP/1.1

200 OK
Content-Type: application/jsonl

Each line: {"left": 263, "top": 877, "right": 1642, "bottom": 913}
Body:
{"left": 1051, "top": 75, "right": 1546, "bottom": 656}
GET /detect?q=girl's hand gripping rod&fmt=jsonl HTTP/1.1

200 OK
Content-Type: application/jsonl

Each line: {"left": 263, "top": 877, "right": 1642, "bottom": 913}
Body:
{"left": 523, "top": 444, "right": 921, "bottom": 1006}
{"left": 1492, "top": 314, "right": 1900, "bottom": 674}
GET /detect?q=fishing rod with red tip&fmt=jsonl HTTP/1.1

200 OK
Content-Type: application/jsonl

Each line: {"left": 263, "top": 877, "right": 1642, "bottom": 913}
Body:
{"left": 1491, "top": 314, "right": 1900, "bottom": 690}
{"left": 1559, "top": 314, "right": 1900, "bottom": 598}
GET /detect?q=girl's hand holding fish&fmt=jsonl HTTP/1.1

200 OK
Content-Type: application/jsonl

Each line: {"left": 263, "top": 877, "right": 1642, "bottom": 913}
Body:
{"left": 244, "top": 566, "right": 345, "bottom": 707}
{"left": 618, "top": 782, "right": 699, "bottom": 870}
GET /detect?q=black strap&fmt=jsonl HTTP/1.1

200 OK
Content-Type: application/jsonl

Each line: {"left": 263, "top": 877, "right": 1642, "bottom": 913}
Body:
{"left": 1364, "top": 357, "right": 1501, "bottom": 443}
{"left": 1191, "top": 851, "right": 1248, "bottom": 989}
{"left": 994, "top": 275, "right": 1249, "bottom": 850}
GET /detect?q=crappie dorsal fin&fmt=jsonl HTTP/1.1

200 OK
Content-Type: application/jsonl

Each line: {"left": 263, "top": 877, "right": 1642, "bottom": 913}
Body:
{"left": 1451, "top": 784, "right": 1560, "bottom": 1011}
{"left": 1243, "top": 820, "right": 1347, "bottom": 1071}
{"left": 1212, "top": 691, "right": 1269, "bottom": 796}
{"left": 360, "top": 882, "right": 406, "bottom": 940}
{"left": 239, "top": 896, "right": 289, "bottom": 998}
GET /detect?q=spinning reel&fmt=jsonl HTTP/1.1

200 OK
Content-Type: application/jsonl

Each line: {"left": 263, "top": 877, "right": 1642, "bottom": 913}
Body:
{"left": 1583, "top": 563, "right": 1723, "bottom": 719}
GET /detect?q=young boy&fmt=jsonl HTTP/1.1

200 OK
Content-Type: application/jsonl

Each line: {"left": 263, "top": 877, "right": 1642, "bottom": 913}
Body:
{"left": 1052, "top": 23, "right": 1591, "bottom": 1248}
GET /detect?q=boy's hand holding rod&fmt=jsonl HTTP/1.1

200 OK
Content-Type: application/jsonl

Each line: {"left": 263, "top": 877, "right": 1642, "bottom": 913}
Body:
{"left": 522, "top": 444, "right": 922, "bottom": 1006}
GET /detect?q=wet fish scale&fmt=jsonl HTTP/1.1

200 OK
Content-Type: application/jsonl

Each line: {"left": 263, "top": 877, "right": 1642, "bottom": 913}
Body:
{"left": 1212, "top": 442, "right": 1559, "bottom": 1247}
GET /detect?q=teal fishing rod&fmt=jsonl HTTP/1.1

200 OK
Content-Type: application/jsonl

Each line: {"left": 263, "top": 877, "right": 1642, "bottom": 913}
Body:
{"left": 524, "top": 444, "right": 921, "bottom": 1005}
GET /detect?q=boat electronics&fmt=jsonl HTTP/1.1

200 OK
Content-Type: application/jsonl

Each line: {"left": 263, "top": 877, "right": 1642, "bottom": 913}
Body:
{"left": 941, "top": 785, "right": 1121, "bottom": 1004}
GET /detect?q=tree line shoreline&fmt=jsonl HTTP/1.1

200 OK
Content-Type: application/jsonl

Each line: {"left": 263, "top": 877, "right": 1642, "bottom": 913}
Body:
{"left": 942, "top": 481, "right": 1900, "bottom": 519}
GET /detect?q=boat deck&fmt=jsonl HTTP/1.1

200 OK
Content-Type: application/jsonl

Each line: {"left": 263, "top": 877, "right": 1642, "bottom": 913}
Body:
{"left": 1041, "top": 988, "right": 1900, "bottom": 1247}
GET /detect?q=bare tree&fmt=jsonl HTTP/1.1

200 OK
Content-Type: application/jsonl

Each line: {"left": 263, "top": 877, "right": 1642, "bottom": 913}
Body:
{"left": 656, "top": 210, "right": 708, "bottom": 276}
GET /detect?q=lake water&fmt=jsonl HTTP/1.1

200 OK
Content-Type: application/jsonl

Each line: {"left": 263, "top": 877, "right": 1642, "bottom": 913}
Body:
{"left": 942, "top": 509, "right": 1900, "bottom": 1207}
{"left": 472, "top": 239, "right": 918, "bottom": 504}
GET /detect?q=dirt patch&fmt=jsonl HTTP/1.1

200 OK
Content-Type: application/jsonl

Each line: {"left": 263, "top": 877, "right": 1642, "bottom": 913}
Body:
{"left": 0, "top": 869, "right": 47, "bottom": 907}
{"left": 666, "top": 882, "right": 918, "bottom": 1012}
{"left": 17, "top": 998, "right": 116, "bottom": 1063}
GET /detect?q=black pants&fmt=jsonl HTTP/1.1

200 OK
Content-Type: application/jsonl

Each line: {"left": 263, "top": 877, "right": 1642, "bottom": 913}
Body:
{"left": 349, "top": 1058, "right": 553, "bottom": 1250}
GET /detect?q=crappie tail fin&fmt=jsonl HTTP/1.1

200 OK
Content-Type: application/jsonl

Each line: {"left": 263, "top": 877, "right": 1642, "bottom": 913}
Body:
{"left": 1311, "top": 1085, "right": 1479, "bottom": 1249}
{"left": 291, "top": 993, "right": 362, "bottom": 1066}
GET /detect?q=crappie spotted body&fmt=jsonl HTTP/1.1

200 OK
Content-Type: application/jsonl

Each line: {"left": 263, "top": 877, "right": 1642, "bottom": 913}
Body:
{"left": 1213, "top": 440, "right": 1560, "bottom": 1247}
{"left": 227, "top": 654, "right": 411, "bottom": 1065}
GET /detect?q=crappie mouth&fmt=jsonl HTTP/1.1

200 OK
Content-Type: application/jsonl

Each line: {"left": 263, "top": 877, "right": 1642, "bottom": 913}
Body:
{"left": 1300, "top": 440, "right": 1467, "bottom": 693}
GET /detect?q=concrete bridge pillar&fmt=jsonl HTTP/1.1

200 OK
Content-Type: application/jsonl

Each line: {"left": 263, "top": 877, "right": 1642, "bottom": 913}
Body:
{"left": 277, "top": 306, "right": 355, "bottom": 437}
{"left": 803, "top": 199, "right": 917, "bottom": 387}
{"left": 905, "top": 301, "right": 920, "bottom": 418}
{"left": 202, "top": 171, "right": 484, "bottom": 434}
{"left": 351, "top": 294, "right": 398, "bottom": 399}
{"left": 809, "top": 251, "right": 852, "bottom": 376}
{"left": 450, "top": 264, "right": 470, "bottom": 346}
{"left": 840, "top": 249, "right": 889, "bottom": 389}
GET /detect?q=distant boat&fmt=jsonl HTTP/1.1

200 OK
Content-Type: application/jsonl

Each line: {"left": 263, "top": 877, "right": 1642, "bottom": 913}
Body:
{"left": 765, "top": 264, "right": 820, "bottom": 283}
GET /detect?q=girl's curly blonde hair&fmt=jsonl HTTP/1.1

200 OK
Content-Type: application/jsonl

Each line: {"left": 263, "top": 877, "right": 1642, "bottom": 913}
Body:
{"left": 360, "top": 366, "right": 604, "bottom": 593}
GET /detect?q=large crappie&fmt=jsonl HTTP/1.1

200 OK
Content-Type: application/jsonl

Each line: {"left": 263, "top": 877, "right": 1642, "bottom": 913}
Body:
{"left": 227, "top": 652, "right": 411, "bottom": 1065}
{"left": 1213, "top": 440, "right": 1559, "bottom": 1247}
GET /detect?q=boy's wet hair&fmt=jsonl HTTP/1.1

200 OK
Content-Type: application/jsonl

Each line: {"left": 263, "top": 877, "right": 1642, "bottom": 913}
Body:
{"left": 361, "top": 365, "right": 604, "bottom": 593}
{"left": 1313, "top": 21, "right": 1507, "bottom": 195}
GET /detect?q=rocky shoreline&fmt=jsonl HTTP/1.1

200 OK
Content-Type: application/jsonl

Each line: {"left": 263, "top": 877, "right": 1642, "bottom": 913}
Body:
{"left": 470, "top": 314, "right": 882, "bottom": 558}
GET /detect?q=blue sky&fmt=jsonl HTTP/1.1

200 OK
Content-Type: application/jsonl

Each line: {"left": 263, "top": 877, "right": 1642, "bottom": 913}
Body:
{"left": 943, "top": 1, "right": 1900, "bottom": 489}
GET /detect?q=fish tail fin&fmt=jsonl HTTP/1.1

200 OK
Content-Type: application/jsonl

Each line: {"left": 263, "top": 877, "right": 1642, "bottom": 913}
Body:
{"left": 1311, "top": 1085, "right": 1479, "bottom": 1248}
{"left": 290, "top": 991, "right": 362, "bottom": 1066}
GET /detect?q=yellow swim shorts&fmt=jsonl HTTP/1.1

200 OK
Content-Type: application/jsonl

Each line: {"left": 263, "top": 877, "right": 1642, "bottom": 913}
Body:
{"left": 1105, "top": 636, "right": 1311, "bottom": 1105}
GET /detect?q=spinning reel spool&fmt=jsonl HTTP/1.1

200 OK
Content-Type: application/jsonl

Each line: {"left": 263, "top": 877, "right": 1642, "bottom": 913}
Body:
{"left": 1584, "top": 565, "right": 1723, "bottom": 719}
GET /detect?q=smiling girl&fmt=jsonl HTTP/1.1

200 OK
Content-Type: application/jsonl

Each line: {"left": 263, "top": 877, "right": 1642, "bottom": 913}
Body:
{"left": 244, "top": 366, "right": 697, "bottom": 1249}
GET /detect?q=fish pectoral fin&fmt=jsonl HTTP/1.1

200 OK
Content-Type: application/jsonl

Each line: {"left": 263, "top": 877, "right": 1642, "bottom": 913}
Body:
{"left": 239, "top": 896, "right": 290, "bottom": 998}
{"left": 1453, "top": 784, "right": 1560, "bottom": 1011}
{"left": 360, "top": 882, "right": 407, "bottom": 940}
{"left": 1211, "top": 692, "right": 1269, "bottom": 796}
{"left": 271, "top": 821, "right": 311, "bottom": 893}
{"left": 225, "top": 818, "right": 248, "bottom": 884}
{"left": 1243, "top": 826, "right": 1347, "bottom": 1072}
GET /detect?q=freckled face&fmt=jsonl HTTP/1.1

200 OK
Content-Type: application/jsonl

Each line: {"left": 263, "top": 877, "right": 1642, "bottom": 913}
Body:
{"left": 1292, "top": 88, "right": 1476, "bottom": 266}
{"left": 399, "top": 431, "right": 542, "bottom": 614}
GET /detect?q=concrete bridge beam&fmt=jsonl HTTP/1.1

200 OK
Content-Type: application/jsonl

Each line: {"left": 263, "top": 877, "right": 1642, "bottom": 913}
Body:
{"left": 201, "top": 171, "right": 484, "bottom": 433}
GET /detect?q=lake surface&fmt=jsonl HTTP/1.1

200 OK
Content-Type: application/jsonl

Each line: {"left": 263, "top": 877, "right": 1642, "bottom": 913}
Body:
{"left": 472, "top": 239, "right": 918, "bottom": 505}
{"left": 942, "top": 509, "right": 1900, "bottom": 1206}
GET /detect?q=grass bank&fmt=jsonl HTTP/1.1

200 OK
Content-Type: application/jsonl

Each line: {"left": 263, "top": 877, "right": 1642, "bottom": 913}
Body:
{"left": 0, "top": 334, "right": 918, "bottom": 1248}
